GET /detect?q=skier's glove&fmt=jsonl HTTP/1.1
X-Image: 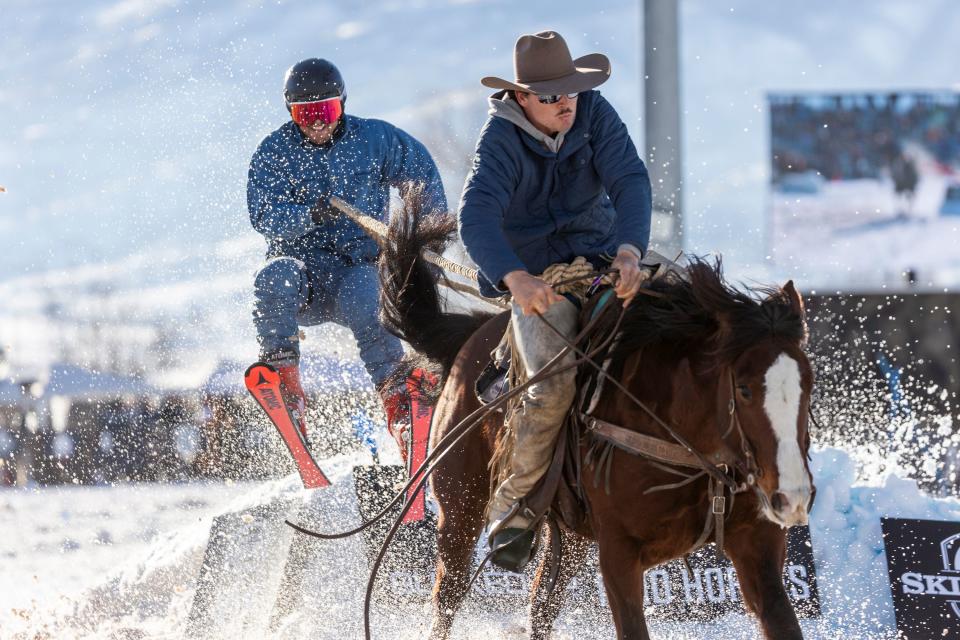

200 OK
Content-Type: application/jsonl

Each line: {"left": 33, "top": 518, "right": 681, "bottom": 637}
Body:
{"left": 309, "top": 196, "right": 338, "bottom": 225}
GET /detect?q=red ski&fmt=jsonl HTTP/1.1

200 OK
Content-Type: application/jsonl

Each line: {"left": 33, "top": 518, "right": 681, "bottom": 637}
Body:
{"left": 403, "top": 369, "right": 436, "bottom": 522}
{"left": 244, "top": 362, "right": 330, "bottom": 489}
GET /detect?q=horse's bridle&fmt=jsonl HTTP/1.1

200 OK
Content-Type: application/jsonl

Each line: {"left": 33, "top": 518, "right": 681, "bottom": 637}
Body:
{"left": 719, "top": 369, "right": 762, "bottom": 489}
{"left": 720, "top": 362, "right": 817, "bottom": 512}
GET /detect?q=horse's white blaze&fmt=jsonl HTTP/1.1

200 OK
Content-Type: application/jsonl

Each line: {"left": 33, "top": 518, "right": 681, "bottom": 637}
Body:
{"left": 763, "top": 353, "right": 810, "bottom": 524}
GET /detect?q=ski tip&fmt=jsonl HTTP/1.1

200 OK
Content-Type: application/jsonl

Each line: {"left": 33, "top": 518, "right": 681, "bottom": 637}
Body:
{"left": 244, "top": 361, "right": 276, "bottom": 377}
{"left": 244, "top": 362, "right": 282, "bottom": 391}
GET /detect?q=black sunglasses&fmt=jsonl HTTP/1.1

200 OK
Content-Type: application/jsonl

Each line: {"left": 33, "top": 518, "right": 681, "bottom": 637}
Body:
{"left": 535, "top": 92, "right": 579, "bottom": 104}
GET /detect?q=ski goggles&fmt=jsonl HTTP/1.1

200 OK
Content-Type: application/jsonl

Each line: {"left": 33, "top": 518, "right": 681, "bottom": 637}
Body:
{"left": 536, "top": 92, "right": 579, "bottom": 104}
{"left": 289, "top": 97, "right": 343, "bottom": 127}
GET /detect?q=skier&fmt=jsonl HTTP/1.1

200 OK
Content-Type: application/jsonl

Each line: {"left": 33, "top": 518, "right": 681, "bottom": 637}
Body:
{"left": 247, "top": 58, "right": 447, "bottom": 460}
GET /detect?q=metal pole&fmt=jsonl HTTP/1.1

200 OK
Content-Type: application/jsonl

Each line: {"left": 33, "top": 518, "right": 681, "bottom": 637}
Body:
{"left": 643, "top": 0, "right": 683, "bottom": 254}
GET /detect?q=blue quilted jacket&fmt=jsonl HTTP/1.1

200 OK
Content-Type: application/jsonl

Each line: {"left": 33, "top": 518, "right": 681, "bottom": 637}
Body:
{"left": 247, "top": 116, "right": 446, "bottom": 271}
{"left": 458, "top": 90, "right": 651, "bottom": 296}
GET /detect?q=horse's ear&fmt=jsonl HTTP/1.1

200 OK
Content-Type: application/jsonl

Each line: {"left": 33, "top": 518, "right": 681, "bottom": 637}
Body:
{"left": 783, "top": 280, "right": 805, "bottom": 318}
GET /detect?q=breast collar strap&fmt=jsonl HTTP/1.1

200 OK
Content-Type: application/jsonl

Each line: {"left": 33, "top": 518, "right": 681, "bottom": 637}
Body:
{"left": 582, "top": 414, "right": 740, "bottom": 471}
{"left": 577, "top": 363, "right": 756, "bottom": 495}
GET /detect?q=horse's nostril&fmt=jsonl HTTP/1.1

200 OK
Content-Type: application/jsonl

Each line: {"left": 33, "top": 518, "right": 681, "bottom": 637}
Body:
{"left": 771, "top": 492, "right": 786, "bottom": 512}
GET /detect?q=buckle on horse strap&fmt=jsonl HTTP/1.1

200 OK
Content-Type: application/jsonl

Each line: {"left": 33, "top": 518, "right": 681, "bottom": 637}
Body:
{"left": 712, "top": 495, "right": 726, "bottom": 515}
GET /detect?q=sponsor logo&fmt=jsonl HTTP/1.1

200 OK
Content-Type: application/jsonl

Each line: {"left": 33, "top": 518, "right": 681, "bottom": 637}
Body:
{"left": 637, "top": 563, "right": 814, "bottom": 607}
{"left": 899, "top": 532, "right": 960, "bottom": 618}
{"left": 882, "top": 517, "right": 960, "bottom": 639}
{"left": 259, "top": 387, "right": 282, "bottom": 411}
{"left": 413, "top": 401, "right": 432, "bottom": 420}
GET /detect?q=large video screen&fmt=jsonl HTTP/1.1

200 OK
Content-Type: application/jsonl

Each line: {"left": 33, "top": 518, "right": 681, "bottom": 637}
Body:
{"left": 769, "top": 92, "right": 960, "bottom": 290}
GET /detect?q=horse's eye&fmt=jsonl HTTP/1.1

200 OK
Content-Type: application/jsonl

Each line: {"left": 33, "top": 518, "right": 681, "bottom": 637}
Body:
{"left": 737, "top": 385, "right": 752, "bottom": 400}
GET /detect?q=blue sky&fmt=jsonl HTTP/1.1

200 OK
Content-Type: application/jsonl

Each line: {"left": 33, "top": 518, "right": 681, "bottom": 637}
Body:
{"left": 1, "top": 0, "right": 959, "bottom": 278}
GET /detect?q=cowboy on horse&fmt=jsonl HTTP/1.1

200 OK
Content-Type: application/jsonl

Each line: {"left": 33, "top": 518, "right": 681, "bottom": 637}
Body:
{"left": 457, "top": 30, "right": 653, "bottom": 570}
{"left": 289, "top": 35, "right": 814, "bottom": 636}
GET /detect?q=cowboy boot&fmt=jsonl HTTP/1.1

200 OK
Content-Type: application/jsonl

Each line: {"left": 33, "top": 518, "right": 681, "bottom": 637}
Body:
{"left": 484, "top": 373, "right": 568, "bottom": 574}
{"left": 275, "top": 362, "right": 308, "bottom": 439}
{"left": 490, "top": 527, "right": 537, "bottom": 572}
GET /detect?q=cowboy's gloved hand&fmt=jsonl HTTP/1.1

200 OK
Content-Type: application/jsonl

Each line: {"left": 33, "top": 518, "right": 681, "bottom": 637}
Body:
{"left": 503, "top": 270, "right": 565, "bottom": 315}
{"left": 612, "top": 248, "right": 648, "bottom": 305}
{"left": 309, "top": 195, "right": 338, "bottom": 225}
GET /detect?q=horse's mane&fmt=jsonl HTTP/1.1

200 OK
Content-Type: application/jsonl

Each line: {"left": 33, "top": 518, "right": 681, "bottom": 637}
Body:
{"left": 603, "top": 257, "right": 807, "bottom": 366}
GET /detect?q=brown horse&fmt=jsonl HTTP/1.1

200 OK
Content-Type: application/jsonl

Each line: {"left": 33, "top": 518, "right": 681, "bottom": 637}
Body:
{"left": 377, "top": 204, "right": 815, "bottom": 640}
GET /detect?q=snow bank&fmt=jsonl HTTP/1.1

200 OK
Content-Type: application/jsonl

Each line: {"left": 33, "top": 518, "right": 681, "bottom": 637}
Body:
{"left": 4, "top": 446, "right": 960, "bottom": 639}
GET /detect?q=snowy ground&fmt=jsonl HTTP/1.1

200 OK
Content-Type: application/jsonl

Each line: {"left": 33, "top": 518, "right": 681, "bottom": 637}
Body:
{"left": 3, "top": 443, "right": 960, "bottom": 639}
{"left": 0, "top": 481, "right": 256, "bottom": 636}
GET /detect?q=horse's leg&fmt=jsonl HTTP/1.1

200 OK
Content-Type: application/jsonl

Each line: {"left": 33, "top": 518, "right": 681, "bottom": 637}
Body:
{"left": 597, "top": 534, "right": 650, "bottom": 640}
{"left": 427, "top": 439, "right": 489, "bottom": 640}
{"left": 724, "top": 523, "right": 804, "bottom": 640}
{"left": 528, "top": 526, "right": 590, "bottom": 640}
{"left": 419, "top": 312, "right": 507, "bottom": 637}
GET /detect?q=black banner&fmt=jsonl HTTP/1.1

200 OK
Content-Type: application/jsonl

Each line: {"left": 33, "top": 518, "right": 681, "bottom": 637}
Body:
{"left": 639, "top": 525, "right": 820, "bottom": 620}
{"left": 352, "top": 466, "right": 820, "bottom": 619}
{"left": 882, "top": 517, "right": 960, "bottom": 639}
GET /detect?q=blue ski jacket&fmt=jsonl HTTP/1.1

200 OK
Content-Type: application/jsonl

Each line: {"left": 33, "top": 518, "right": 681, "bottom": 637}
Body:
{"left": 247, "top": 116, "right": 446, "bottom": 271}
{"left": 458, "top": 90, "right": 652, "bottom": 297}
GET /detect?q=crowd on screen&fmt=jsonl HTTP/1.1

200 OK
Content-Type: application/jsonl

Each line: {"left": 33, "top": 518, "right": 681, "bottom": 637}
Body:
{"left": 770, "top": 92, "right": 960, "bottom": 184}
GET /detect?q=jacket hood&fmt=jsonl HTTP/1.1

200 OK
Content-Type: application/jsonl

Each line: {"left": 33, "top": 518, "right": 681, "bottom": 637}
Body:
{"left": 487, "top": 92, "right": 566, "bottom": 154}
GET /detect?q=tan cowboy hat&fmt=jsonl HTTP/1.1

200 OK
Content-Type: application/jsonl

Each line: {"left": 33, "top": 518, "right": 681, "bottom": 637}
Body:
{"left": 481, "top": 30, "right": 611, "bottom": 95}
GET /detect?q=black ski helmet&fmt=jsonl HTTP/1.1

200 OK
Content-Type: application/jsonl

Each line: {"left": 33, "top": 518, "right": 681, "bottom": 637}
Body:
{"left": 283, "top": 58, "right": 346, "bottom": 108}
